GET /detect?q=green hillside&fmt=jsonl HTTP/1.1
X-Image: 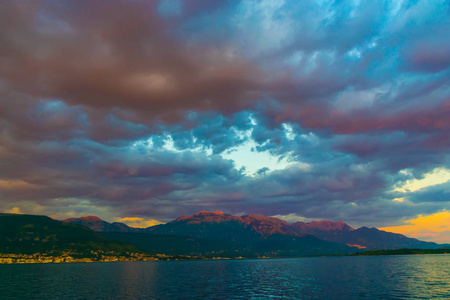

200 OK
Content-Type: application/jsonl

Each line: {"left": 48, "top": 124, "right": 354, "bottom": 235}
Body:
{"left": 0, "top": 213, "right": 143, "bottom": 255}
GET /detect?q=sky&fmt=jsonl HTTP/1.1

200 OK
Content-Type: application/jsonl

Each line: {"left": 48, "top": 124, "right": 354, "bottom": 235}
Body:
{"left": 0, "top": 0, "right": 449, "bottom": 243}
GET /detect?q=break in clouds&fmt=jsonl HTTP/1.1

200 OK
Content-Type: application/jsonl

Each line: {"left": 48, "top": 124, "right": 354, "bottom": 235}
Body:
{"left": 0, "top": 0, "right": 449, "bottom": 227}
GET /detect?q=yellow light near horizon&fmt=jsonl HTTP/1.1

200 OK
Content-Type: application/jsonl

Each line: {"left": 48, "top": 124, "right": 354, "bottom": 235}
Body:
{"left": 5, "top": 206, "right": 23, "bottom": 214}
{"left": 379, "top": 211, "right": 450, "bottom": 243}
{"left": 392, "top": 197, "right": 404, "bottom": 202}
{"left": 118, "top": 217, "right": 164, "bottom": 228}
{"left": 0, "top": 179, "right": 35, "bottom": 189}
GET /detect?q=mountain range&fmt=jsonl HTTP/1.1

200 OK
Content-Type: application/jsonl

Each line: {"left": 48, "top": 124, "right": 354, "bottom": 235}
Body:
{"left": 63, "top": 210, "right": 448, "bottom": 256}
{"left": 1, "top": 210, "right": 448, "bottom": 260}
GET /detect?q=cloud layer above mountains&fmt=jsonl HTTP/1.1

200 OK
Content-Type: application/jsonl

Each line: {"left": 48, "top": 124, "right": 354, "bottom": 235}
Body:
{"left": 1, "top": 0, "right": 449, "bottom": 235}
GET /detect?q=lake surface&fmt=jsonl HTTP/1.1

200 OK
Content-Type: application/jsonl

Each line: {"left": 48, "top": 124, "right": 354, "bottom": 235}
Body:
{"left": 0, "top": 255, "right": 449, "bottom": 299}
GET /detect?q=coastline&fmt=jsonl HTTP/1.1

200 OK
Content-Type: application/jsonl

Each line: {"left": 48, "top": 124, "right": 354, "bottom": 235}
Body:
{"left": 0, "top": 254, "right": 157, "bottom": 264}
{"left": 2, "top": 250, "right": 449, "bottom": 265}
{"left": 0, "top": 252, "right": 246, "bottom": 264}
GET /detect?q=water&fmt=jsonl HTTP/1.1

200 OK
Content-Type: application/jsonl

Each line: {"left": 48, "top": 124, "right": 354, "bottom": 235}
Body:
{"left": 0, "top": 255, "right": 449, "bottom": 299}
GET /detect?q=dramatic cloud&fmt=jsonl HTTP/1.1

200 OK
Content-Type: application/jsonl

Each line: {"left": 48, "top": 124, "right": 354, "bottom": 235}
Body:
{"left": 0, "top": 0, "right": 449, "bottom": 241}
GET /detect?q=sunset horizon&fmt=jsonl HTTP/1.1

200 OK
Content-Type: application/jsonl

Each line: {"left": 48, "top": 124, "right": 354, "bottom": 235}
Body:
{"left": 40, "top": 208, "right": 450, "bottom": 244}
{"left": 1, "top": 1, "right": 449, "bottom": 298}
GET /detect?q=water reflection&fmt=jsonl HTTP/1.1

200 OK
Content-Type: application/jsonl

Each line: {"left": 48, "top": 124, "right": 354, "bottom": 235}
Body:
{"left": 0, "top": 255, "right": 448, "bottom": 299}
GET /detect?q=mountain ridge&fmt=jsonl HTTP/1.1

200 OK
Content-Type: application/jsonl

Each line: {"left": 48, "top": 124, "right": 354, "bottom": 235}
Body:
{"left": 1, "top": 211, "right": 448, "bottom": 259}
{"left": 64, "top": 211, "right": 448, "bottom": 250}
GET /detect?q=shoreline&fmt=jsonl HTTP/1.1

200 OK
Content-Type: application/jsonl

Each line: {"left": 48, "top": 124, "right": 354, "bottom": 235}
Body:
{"left": 1, "top": 250, "right": 449, "bottom": 265}
{"left": 0, "top": 252, "right": 185, "bottom": 264}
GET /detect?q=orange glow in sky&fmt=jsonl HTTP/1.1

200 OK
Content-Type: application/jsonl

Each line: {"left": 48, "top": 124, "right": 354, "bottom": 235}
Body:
{"left": 379, "top": 211, "right": 450, "bottom": 244}
{"left": 118, "top": 217, "right": 164, "bottom": 228}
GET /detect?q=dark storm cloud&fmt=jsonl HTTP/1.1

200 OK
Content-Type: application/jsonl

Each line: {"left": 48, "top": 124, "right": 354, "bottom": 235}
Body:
{"left": 0, "top": 0, "right": 263, "bottom": 124}
{"left": 0, "top": 0, "right": 449, "bottom": 226}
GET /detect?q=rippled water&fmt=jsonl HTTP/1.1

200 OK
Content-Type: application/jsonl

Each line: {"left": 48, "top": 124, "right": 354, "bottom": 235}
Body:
{"left": 0, "top": 255, "right": 449, "bottom": 299}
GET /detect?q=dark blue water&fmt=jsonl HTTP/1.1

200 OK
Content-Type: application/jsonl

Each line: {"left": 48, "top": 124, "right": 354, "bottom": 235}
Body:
{"left": 0, "top": 255, "right": 449, "bottom": 299}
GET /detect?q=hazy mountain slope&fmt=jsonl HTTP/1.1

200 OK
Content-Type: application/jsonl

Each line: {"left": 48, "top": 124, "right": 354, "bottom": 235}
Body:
{"left": 339, "top": 227, "right": 443, "bottom": 250}
{"left": 294, "top": 222, "right": 442, "bottom": 250}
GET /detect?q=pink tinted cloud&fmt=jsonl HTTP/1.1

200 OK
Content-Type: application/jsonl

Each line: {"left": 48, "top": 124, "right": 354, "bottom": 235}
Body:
{"left": 276, "top": 101, "right": 450, "bottom": 136}
{"left": 0, "top": 1, "right": 264, "bottom": 125}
